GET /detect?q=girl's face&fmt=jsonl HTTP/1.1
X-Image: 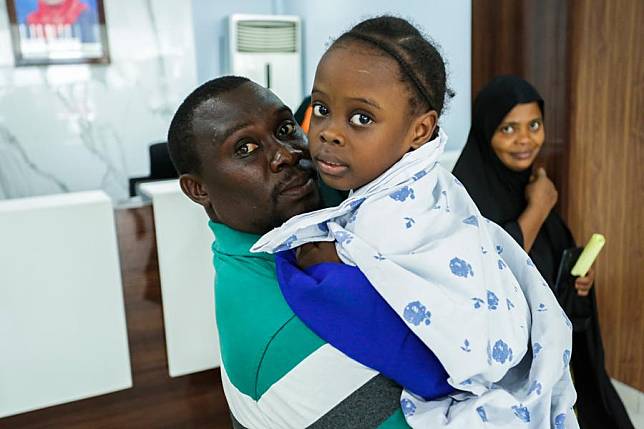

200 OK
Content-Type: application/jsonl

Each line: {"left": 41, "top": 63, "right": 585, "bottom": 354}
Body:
{"left": 490, "top": 102, "right": 545, "bottom": 172}
{"left": 308, "top": 44, "right": 436, "bottom": 191}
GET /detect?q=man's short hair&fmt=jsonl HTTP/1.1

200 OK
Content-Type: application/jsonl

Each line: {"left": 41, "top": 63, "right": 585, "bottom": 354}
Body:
{"left": 167, "top": 75, "right": 250, "bottom": 174}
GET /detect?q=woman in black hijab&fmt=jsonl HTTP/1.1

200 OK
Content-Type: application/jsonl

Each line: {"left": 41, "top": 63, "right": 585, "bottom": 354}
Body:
{"left": 453, "top": 75, "right": 633, "bottom": 429}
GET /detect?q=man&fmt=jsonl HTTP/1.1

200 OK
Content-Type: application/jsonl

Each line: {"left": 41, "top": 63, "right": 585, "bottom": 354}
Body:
{"left": 167, "top": 76, "right": 409, "bottom": 428}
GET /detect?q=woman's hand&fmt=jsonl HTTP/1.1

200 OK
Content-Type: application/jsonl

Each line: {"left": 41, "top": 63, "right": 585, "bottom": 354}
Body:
{"left": 525, "top": 167, "right": 558, "bottom": 212}
{"left": 296, "top": 242, "right": 342, "bottom": 270}
{"left": 518, "top": 168, "right": 559, "bottom": 252}
{"left": 575, "top": 267, "right": 595, "bottom": 297}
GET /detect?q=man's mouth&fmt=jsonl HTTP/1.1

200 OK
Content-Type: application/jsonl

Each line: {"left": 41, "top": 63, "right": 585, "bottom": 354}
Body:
{"left": 278, "top": 170, "right": 316, "bottom": 198}
{"left": 314, "top": 154, "right": 349, "bottom": 176}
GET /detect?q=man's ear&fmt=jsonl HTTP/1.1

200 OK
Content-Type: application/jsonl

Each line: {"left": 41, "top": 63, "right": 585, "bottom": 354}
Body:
{"left": 179, "top": 174, "right": 210, "bottom": 208}
{"left": 409, "top": 110, "right": 438, "bottom": 149}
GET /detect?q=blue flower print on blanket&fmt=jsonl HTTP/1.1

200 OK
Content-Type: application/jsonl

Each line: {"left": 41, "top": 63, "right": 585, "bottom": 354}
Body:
{"left": 401, "top": 398, "right": 416, "bottom": 416}
{"left": 528, "top": 380, "right": 542, "bottom": 395}
{"left": 496, "top": 245, "right": 504, "bottom": 254}
{"left": 507, "top": 298, "right": 515, "bottom": 310}
{"left": 389, "top": 186, "right": 415, "bottom": 202}
{"left": 562, "top": 310, "right": 573, "bottom": 329}
{"left": 472, "top": 297, "right": 485, "bottom": 309}
{"left": 349, "top": 198, "right": 365, "bottom": 210}
{"left": 512, "top": 404, "right": 531, "bottom": 423}
{"left": 554, "top": 413, "right": 566, "bottom": 429}
{"left": 450, "top": 257, "right": 474, "bottom": 278}
{"left": 334, "top": 231, "right": 353, "bottom": 245}
{"left": 413, "top": 170, "right": 428, "bottom": 181}
{"left": 533, "top": 343, "right": 543, "bottom": 358}
{"left": 433, "top": 190, "right": 451, "bottom": 212}
{"left": 492, "top": 339, "right": 513, "bottom": 364}
{"left": 403, "top": 301, "right": 431, "bottom": 326}
{"left": 498, "top": 259, "right": 507, "bottom": 270}
{"left": 461, "top": 339, "right": 472, "bottom": 352}
{"left": 404, "top": 217, "right": 416, "bottom": 229}
{"left": 317, "top": 222, "right": 329, "bottom": 233}
{"left": 463, "top": 215, "right": 479, "bottom": 227}
{"left": 487, "top": 290, "right": 499, "bottom": 310}
{"left": 476, "top": 406, "right": 488, "bottom": 422}
{"left": 275, "top": 235, "right": 297, "bottom": 252}
{"left": 563, "top": 350, "right": 571, "bottom": 367}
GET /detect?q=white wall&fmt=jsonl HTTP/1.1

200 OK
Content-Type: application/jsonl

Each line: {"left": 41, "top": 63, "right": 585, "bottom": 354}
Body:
{"left": 0, "top": 0, "right": 197, "bottom": 201}
{"left": 191, "top": 0, "right": 273, "bottom": 85}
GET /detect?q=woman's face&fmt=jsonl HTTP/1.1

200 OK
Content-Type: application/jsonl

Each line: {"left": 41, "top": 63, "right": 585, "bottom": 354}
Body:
{"left": 490, "top": 101, "right": 544, "bottom": 172}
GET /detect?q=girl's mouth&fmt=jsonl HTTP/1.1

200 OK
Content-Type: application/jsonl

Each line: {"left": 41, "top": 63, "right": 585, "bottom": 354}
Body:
{"left": 314, "top": 156, "right": 349, "bottom": 176}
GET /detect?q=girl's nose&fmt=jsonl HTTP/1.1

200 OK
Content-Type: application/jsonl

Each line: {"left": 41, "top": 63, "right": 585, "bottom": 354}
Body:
{"left": 319, "top": 128, "right": 344, "bottom": 146}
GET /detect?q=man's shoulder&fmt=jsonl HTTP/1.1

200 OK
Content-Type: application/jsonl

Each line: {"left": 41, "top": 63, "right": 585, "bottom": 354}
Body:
{"left": 213, "top": 247, "right": 326, "bottom": 400}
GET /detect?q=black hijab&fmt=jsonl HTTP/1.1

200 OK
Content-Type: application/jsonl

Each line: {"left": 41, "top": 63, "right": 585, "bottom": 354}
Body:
{"left": 453, "top": 75, "right": 571, "bottom": 288}
{"left": 454, "top": 75, "right": 634, "bottom": 429}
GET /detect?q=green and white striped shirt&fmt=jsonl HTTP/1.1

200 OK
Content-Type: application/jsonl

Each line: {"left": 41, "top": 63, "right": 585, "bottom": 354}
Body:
{"left": 210, "top": 221, "right": 410, "bottom": 429}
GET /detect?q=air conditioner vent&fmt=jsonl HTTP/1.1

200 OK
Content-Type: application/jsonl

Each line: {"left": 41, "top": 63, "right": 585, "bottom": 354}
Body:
{"left": 236, "top": 20, "right": 297, "bottom": 53}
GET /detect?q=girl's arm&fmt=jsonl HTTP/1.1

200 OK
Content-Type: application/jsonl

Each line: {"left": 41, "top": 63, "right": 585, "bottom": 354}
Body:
{"left": 296, "top": 242, "right": 341, "bottom": 269}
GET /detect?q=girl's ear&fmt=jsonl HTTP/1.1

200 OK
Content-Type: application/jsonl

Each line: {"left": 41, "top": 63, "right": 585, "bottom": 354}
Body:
{"left": 409, "top": 110, "right": 438, "bottom": 149}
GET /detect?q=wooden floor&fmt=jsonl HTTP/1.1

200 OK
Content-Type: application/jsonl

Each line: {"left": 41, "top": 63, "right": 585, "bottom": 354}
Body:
{"left": 0, "top": 206, "right": 232, "bottom": 429}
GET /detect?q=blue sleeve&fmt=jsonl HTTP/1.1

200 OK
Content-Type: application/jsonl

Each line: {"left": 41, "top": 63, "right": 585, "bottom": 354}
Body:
{"left": 275, "top": 250, "right": 454, "bottom": 400}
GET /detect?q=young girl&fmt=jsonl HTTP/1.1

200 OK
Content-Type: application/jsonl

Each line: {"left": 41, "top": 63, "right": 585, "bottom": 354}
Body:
{"left": 253, "top": 16, "right": 578, "bottom": 428}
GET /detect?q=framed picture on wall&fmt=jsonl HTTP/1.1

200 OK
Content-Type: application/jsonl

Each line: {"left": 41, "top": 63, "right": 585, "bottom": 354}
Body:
{"left": 5, "top": 0, "right": 110, "bottom": 66}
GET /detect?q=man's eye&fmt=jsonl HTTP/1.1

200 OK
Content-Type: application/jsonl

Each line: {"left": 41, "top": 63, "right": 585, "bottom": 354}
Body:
{"left": 529, "top": 121, "right": 541, "bottom": 131}
{"left": 312, "top": 104, "right": 329, "bottom": 117}
{"left": 236, "top": 142, "right": 259, "bottom": 156}
{"left": 349, "top": 113, "right": 373, "bottom": 126}
{"left": 277, "top": 122, "right": 296, "bottom": 137}
{"left": 501, "top": 125, "right": 514, "bottom": 134}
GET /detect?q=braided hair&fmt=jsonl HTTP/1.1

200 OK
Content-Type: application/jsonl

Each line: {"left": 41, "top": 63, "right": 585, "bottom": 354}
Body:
{"left": 331, "top": 16, "right": 453, "bottom": 118}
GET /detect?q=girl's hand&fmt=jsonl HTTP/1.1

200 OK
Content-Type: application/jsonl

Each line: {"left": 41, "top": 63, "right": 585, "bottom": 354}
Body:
{"left": 575, "top": 267, "right": 595, "bottom": 297}
{"left": 296, "top": 242, "right": 342, "bottom": 269}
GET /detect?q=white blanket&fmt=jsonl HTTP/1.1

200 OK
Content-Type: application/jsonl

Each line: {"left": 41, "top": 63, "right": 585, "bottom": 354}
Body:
{"left": 252, "top": 130, "right": 578, "bottom": 428}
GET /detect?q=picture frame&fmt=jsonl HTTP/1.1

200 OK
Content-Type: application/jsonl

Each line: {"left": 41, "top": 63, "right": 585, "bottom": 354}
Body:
{"left": 6, "top": 0, "right": 110, "bottom": 66}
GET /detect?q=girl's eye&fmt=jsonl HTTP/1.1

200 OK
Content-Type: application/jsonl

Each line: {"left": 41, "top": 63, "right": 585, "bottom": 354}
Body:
{"left": 349, "top": 113, "right": 373, "bottom": 126}
{"left": 501, "top": 125, "right": 514, "bottom": 134}
{"left": 277, "top": 122, "right": 296, "bottom": 138}
{"left": 312, "top": 104, "right": 329, "bottom": 117}
{"left": 529, "top": 121, "right": 541, "bottom": 131}
{"left": 236, "top": 142, "right": 259, "bottom": 157}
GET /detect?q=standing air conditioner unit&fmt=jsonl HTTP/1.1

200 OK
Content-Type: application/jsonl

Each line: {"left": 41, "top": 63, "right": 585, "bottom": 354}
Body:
{"left": 225, "top": 14, "right": 302, "bottom": 110}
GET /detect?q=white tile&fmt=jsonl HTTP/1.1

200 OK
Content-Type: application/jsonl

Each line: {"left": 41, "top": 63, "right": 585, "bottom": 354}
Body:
{"left": 0, "top": 191, "right": 132, "bottom": 417}
{"left": 612, "top": 378, "right": 644, "bottom": 428}
{"left": 139, "top": 180, "right": 219, "bottom": 377}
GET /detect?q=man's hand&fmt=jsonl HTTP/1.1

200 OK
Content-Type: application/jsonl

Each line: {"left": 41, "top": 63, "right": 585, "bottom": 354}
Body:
{"left": 296, "top": 242, "right": 342, "bottom": 270}
{"left": 575, "top": 267, "right": 595, "bottom": 297}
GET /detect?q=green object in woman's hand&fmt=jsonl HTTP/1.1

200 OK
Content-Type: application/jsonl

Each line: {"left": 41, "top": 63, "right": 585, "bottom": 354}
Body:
{"left": 571, "top": 233, "right": 605, "bottom": 277}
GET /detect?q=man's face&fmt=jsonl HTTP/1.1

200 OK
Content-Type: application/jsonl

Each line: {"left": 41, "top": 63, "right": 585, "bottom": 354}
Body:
{"left": 187, "top": 82, "right": 320, "bottom": 234}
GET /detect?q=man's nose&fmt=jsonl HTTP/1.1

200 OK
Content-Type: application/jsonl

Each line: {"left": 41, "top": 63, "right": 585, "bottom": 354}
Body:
{"left": 270, "top": 142, "right": 303, "bottom": 172}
